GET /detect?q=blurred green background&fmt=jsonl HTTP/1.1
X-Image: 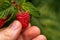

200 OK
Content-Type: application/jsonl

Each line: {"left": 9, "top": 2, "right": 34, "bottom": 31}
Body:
{"left": 27, "top": 0, "right": 60, "bottom": 40}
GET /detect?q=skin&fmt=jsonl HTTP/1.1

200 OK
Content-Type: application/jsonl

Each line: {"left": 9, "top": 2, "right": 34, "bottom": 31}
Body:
{"left": 0, "top": 20, "right": 47, "bottom": 40}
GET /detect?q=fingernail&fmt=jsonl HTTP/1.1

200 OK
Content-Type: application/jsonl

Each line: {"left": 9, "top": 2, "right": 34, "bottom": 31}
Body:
{"left": 9, "top": 20, "right": 21, "bottom": 30}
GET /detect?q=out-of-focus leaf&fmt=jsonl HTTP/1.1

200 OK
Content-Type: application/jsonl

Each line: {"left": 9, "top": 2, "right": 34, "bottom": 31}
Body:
{"left": 22, "top": 2, "right": 40, "bottom": 17}
{"left": 31, "top": 16, "right": 40, "bottom": 27}
{"left": 39, "top": 4, "right": 60, "bottom": 40}
{"left": 0, "top": 0, "right": 11, "bottom": 3}
{"left": 16, "top": 0, "right": 26, "bottom": 5}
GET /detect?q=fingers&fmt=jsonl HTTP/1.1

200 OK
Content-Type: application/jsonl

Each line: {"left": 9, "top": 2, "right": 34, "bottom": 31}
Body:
{"left": 18, "top": 35, "right": 24, "bottom": 40}
{"left": 32, "top": 35, "right": 47, "bottom": 40}
{"left": 22, "top": 26, "right": 40, "bottom": 40}
{"left": 0, "top": 20, "right": 22, "bottom": 40}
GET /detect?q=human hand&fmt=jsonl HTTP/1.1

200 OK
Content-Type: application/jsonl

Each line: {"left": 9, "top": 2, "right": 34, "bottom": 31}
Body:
{"left": 0, "top": 20, "right": 47, "bottom": 40}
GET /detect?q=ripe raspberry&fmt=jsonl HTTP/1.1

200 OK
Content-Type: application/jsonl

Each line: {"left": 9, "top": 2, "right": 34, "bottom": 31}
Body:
{"left": 0, "top": 19, "right": 5, "bottom": 28}
{"left": 0, "top": 14, "right": 11, "bottom": 28}
{"left": 16, "top": 11, "right": 30, "bottom": 29}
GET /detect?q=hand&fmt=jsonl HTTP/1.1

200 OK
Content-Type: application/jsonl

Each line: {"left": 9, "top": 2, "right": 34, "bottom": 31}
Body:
{"left": 0, "top": 20, "right": 47, "bottom": 40}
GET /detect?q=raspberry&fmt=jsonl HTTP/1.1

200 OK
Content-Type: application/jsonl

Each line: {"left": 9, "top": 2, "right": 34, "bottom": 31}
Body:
{"left": 0, "top": 19, "right": 5, "bottom": 28}
{"left": 0, "top": 14, "right": 11, "bottom": 28}
{"left": 16, "top": 11, "right": 30, "bottom": 29}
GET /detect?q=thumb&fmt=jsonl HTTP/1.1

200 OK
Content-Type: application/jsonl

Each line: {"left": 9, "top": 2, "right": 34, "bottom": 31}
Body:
{"left": 1, "top": 20, "right": 22, "bottom": 40}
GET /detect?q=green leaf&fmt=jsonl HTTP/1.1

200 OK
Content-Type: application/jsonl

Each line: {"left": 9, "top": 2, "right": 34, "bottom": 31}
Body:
{"left": 0, "top": 2, "right": 11, "bottom": 11}
{"left": 0, "top": 2, "right": 17, "bottom": 19}
{"left": 5, "top": 6, "right": 17, "bottom": 21}
{"left": 0, "top": 0, "right": 11, "bottom": 3}
{"left": 16, "top": 0, "right": 26, "bottom": 5}
{"left": 22, "top": 2, "right": 40, "bottom": 17}
{"left": 3, "top": 7, "right": 18, "bottom": 27}
{"left": 0, "top": 2, "right": 11, "bottom": 19}
{"left": 31, "top": 16, "right": 40, "bottom": 27}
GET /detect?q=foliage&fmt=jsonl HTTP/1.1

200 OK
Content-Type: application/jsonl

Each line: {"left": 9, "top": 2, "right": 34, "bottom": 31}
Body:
{"left": 27, "top": 0, "right": 60, "bottom": 40}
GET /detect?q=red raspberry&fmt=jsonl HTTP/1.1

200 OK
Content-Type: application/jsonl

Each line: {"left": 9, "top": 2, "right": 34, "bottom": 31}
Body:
{"left": 0, "top": 19, "right": 5, "bottom": 28}
{"left": 16, "top": 11, "right": 30, "bottom": 29}
{"left": 0, "top": 14, "right": 11, "bottom": 28}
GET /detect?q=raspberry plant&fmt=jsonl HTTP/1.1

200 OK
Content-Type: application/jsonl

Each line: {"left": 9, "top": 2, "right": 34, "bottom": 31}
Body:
{"left": 0, "top": 0, "right": 40, "bottom": 28}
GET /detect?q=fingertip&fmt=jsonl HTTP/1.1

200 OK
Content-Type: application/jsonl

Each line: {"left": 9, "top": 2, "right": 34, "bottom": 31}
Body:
{"left": 22, "top": 26, "right": 40, "bottom": 40}
{"left": 13, "top": 20, "right": 22, "bottom": 27}
{"left": 32, "top": 35, "right": 47, "bottom": 40}
{"left": 8, "top": 20, "right": 22, "bottom": 30}
{"left": 32, "top": 26, "right": 41, "bottom": 34}
{"left": 40, "top": 35, "right": 47, "bottom": 40}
